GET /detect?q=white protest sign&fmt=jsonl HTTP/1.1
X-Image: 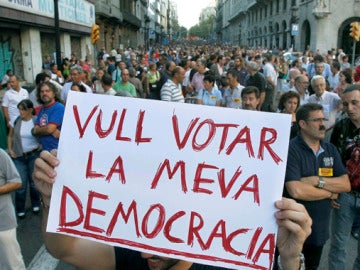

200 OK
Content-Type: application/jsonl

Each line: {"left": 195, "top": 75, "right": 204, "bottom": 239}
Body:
{"left": 47, "top": 91, "right": 291, "bottom": 269}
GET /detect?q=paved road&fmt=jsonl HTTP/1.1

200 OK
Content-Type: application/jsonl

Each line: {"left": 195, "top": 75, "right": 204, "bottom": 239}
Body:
{"left": 18, "top": 208, "right": 358, "bottom": 269}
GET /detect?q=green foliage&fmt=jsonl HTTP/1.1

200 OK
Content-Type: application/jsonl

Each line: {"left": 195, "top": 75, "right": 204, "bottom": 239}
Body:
{"left": 188, "top": 15, "right": 215, "bottom": 39}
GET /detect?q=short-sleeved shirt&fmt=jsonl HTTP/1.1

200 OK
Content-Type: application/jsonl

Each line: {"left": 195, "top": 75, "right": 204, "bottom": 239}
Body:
{"left": 0, "top": 148, "right": 21, "bottom": 231}
{"left": 113, "top": 82, "right": 137, "bottom": 97}
{"left": 61, "top": 81, "right": 92, "bottom": 102}
{"left": 1, "top": 87, "right": 29, "bottom": 126}
{"left": 35, "top": 101, "right": 65, "bottom": 151}
{"left": 285, "top": 136, "right": 347, "bottom": 246}
{"left": 222, "top": 84, "right": 244, "bottom": 109}
{"left": 114, "top": 247, "right": 230, "bottom": 269}
{"left": 306, "top": 91, "right": 341, "bottom": 129}
{"left": 160, "top": 79, "right": 185, "bottom": 102}
{"left": 197, "top": 87, "right": 222, "bottom": 106}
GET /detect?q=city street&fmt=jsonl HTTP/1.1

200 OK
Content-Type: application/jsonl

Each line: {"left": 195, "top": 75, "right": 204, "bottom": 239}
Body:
{"left": 17, "top": 205, "right": 358, "bottom": 270}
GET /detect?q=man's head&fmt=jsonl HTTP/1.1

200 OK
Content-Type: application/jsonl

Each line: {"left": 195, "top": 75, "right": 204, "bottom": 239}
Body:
{"left": 241, "top": 86, "right": 260, "bottom": 110}
{"left": 226, "top": 69, "right": 239, "bottom": 89}
{"left": 288, "top": 69, "right": 301, "bottom": 85}
{"left": 294, "top": 75, "right": 309, "bottom": 94}
{"left": 171, "top": 66, "right": 185, "bottom": 84}
{"left": 37, "top": 81, "right": 60, "bottom": 105}
{"left": 314, "top": 62, "right": 325, "bottom": 76}
{"left": 342, "top": 84, "right": 360, "bottom": 125}
{"left": 330, "top": 61, "right": 340, "bottom": 75}
{"left": 311, "top": 75, "right": 326, "bottom": 97}
{"left": 296, "top": 103, "right": 326, "bottom": 141}
{"left": 196, "top": 59, "right": 207, "bottom": 74}
{"left": 118, "top": 61, "right": 126, "bottom": 70}
{"left": 101, "top": 74, "right": 113, "bottom": 91}
{"left": 166, "top": 61, "right": 176, "bottom": 74}
{"left": 246, "top": 61, "right": 259, "bottom": 75}
{"left": 70, "top": 66, "right": 83, "bottom": 84}
{"left": 50, "top": 63, "right": 58, "bottom": 74}
{"left": 121, "top": 69, "right": 130, "bottom": 83}
{"left": 9, "top": 75, "right": 21, "bottom": 91}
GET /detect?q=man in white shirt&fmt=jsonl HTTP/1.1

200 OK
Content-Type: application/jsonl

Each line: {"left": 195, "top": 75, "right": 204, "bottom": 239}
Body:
{"left": 294, "top": 75, "right": 310, "bottom": 105}
{"left": 1, "top": 75, "right": 29, "bottom": 127}
{"left": 328, "top": 61, "right": 341, "bottom": 92}
{"left": 223, "top": 69, "right": 244, "bottom": 108}
{"left": 61, "top": 66, "right": 92, "bottom": 102}
{"left": 262, "top": 54, "right": 278, "bottom": 111}
{"left": 306, "top": 75, "right": 341, "bottom": 140}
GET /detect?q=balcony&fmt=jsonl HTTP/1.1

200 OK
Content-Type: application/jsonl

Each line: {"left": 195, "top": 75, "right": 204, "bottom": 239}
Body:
{"left": 95, "top": 1, "right": 123, "bottom": 22}
{"left": 122, "top": 11, "right": 141, "bottom": 30}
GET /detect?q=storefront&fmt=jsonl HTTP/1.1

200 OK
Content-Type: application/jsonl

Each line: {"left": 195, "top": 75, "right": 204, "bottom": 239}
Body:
{"left": 0, "top": 0, "right": 95, "bottom": 84}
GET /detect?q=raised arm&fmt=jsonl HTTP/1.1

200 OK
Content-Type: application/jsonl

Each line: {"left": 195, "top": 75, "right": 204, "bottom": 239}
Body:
{"left": 275, "top": 198, "right": 312, "bottom": 270}
{"left": 33, "top": 150, "right": 115, "bottom": 270}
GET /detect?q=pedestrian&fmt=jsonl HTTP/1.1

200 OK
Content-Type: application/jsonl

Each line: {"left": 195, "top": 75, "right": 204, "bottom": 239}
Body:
{"left": 7, "top": 99, "right": 40, "bottom": 218}
{"left": 277, "top": 91, "right": 301, "bottom": 139}
{"left": 146, "top": 63, "right": 161, "bottom": 99}
{"left": 284, "top": 103, "right": 350, "bottom": 269}
{"left": 1, "top": 75, "right": 29, "bottom": 128}
{"left": 328, "top": 84, "right": 360, "bottom": 269}
{"left": 33, "top": 82, "right": 65, "bottom": 152}
{"left": 61, "top": 66, "right": 92, "bottom": 102}
{"left": 160, "top": 66, "right": 185, "bottom": 102}
{"left": 113, "top": 69, "right": 137, "bottom": 97}
{"left": 0, "top": 148, "right": 26, "bottom": 270}
{"left": 306, "top": 75, "right": 342, "bottom": 140}
{"left": 196, "top": 73, "right": 222, "bottom": 106}
{"left": 223, "top": 69, "right": 244, "bottom": 109}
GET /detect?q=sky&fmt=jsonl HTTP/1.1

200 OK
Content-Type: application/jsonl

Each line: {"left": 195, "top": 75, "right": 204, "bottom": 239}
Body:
{"left": 173, "top": 0, "right": 215, "bottom": 29}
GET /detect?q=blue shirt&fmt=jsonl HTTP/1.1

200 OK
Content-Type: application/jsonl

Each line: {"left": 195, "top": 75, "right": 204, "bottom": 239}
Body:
{"left": 35, "top": 101, "right": 65, "bottom": 151}
{"left": 197, "top": 87, "right": 222, "bottom": 106}
{"left": 285, "top": 135, "right": 347, "bottom": 245}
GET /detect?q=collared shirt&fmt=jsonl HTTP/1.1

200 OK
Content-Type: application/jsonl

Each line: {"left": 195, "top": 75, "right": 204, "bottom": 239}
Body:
{"left": 160, "top": 79, "right": 184, "bottom": 102}
{"left": 306, "top": 91, "right": 341, "bottom": 129}
{"left": 222, "top": 83, "right": 244, "bottom": 109}
{"left": 197, "top": 87, "right": 222, "bottom": 106}
{"left": 1, "top": 87, "right": 29, "bottom": 127}
{"left": 113, "top": 82, "right": 137, "bottom": 97}
{"left": 190, "top": 72, "right": 206, "bottom": 93}
{"left": 328, "top": 72, "right": 340, "bottom": 91}
{"left": 61, "top": 81, "right": 93, "bottom": 102}
{"left": 285, "top": 135, "right": 347, "bottom": 245}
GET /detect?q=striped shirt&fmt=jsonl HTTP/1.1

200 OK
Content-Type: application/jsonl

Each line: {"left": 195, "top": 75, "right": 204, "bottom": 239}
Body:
{"left": 160, "top": 79, "right": 185, "bottom": 102}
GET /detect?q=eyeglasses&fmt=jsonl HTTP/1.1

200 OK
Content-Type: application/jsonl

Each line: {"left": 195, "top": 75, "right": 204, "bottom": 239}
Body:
{"left": 305, "top": 118, "right": 328, "bottom": 123}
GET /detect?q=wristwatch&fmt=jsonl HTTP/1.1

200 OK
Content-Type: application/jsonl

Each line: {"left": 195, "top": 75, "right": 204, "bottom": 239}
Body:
{"left": 317, "top": 177, "right": 325, "bottom": 189}
{"left": 277, "top": 253, "right": 305, "bottom": 270}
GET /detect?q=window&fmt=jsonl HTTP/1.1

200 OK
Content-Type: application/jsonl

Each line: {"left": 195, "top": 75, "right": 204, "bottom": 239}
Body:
{"left": 283, "top": 0, "right": 287, "bottom": 10}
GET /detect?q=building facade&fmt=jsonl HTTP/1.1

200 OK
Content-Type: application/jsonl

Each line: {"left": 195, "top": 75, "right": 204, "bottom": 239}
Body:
{"left": 217, "top": 0, "right": 360, "bottom": 56}
{"left": 0, "top": 0, "right": 96, "bottom": 84}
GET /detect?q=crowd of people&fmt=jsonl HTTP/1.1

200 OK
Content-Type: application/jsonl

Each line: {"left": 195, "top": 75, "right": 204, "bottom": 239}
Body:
{"left": 0, "top": 43, "right": 360, "bottom": 269}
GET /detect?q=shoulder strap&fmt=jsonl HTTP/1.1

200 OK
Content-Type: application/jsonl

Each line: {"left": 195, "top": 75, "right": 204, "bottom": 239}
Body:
{"left": 14, "top": 116, "right": 21, "bottom": 126}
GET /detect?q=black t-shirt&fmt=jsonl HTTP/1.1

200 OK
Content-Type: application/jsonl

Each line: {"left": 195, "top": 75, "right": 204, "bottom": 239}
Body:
{"left": 114, "top": 247, "right": 229, "bottom": 270}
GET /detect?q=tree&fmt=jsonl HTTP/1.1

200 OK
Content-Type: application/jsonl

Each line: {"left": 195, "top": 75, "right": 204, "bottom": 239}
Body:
{"left": 188, "top": 15, "right": 215, "bottom": 40}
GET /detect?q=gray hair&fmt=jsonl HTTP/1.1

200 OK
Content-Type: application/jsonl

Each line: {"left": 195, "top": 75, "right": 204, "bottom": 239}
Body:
{"left": 70, "top": 65, "right": 83, "bottom": 74}
{"left": 311, "top": 75, "right": 325, "bottom": 87}
{"left": 247, "top": 61, "right": 259, "bottom": 71}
